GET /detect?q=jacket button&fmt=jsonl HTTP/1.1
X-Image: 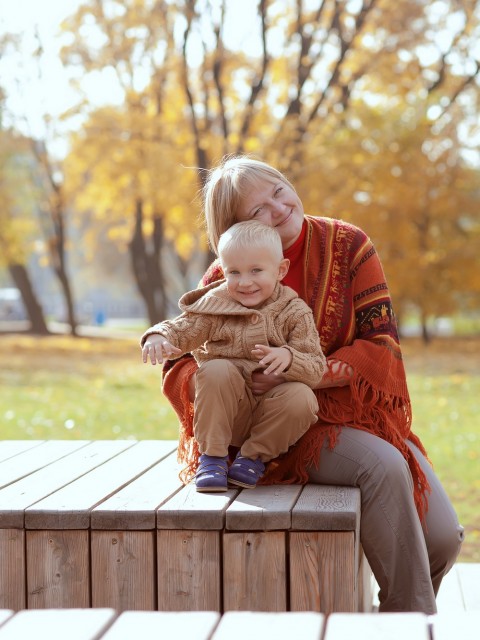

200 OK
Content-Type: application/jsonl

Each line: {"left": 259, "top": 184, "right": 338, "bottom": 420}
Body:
{"left": 251, "top": 315, "right": 259, "bottom": 324}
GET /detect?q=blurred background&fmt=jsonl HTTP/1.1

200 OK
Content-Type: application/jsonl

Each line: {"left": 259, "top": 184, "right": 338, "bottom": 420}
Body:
{"left": 0, "top": 0, "right": 479, "bottom": 560}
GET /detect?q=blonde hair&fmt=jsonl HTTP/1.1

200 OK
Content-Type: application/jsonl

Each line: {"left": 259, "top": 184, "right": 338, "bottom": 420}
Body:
{"left": 203, "top": 155, "right": 295, "bottom": 254}
{"left": 218, "top": 221, "right": 284, "bottom": 264}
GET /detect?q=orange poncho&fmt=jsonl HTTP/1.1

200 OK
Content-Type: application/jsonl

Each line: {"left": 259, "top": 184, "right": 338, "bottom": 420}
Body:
{"left": 162, "top": 216, "right": 430, "bottom": 518}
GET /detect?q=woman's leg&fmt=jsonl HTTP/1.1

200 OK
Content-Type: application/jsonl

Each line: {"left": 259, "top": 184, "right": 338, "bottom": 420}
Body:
{"left": 407, "top": 440, "right": 464, "bottom": 595}
{"left": 307, "top": 427, "right": 461, "bottom": 613}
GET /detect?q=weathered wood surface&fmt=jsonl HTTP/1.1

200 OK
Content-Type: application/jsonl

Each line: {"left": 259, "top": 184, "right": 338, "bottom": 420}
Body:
{"left": 323, "top": 613, "right": 430, "bottom": 640}
{"left": 24, "top": 440, "right": 176, "bottom": 529}
{"left": 0, "top": 610, "right": 479, "bottom": 639}
{"left": 0, "top": 440, "right": 367, "bottom": 613}
{"left": 212, "top": 611, "right": 325, "bottom": 639}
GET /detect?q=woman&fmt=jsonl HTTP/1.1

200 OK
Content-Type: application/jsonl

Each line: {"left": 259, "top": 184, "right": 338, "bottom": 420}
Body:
{"left": 146, "top": 155, "right": 463, "bottom": 613}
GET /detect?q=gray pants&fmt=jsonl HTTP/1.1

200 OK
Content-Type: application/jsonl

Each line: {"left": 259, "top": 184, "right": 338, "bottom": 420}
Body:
{"left": 308, "top": 427, "right": 464, "bottom": 613}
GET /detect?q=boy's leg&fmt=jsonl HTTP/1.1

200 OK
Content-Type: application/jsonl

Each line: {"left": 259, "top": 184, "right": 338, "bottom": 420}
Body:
{"left": 194, "top": 359, "right": 254, "bottom": 456}
{"left": 239, "top": 382, "right": 318, "bottom": 461}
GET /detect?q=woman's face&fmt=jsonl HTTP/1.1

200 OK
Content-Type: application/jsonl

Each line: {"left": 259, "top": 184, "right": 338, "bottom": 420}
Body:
{"left": 235, "top": 179, "right": 305, "bottom": 250}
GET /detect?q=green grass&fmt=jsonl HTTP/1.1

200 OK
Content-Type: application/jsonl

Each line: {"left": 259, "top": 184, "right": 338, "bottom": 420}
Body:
{"left": 0, "top": 333, "right": 478, "bottom": 561}
{"left": 0, "top": 335, "right": 179, "bottom": 440}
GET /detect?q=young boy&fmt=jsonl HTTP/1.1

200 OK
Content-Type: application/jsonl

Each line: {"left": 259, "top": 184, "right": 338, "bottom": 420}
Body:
{"left": 141, "top": 220, "right": 326, "bottom": 492}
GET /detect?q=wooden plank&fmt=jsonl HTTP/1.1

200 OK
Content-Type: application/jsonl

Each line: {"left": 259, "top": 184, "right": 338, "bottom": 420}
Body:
{"left": 0, "top": 608, "right": 117, "bottom": 640}
{"left": 157, "top": 483, "right": 238, "bottom": 530}
{"left": 25, "top": 441, "right": 175, "bottom": 530}
{"left": 324, "top": 613, "right": 430, "bottom": 640}
{"left": 0, "top": 441, "right": 44, "bottom": 463}
{"left": 291, "top": 485, "right": 361, "bottom": 531}
{"left": 0, "top": 529, "right": 25, "bottom": 610}
{"left": 26, "top": 530, "right": 90, "bottom": 608}
{"left": 436, "top": 563, "right": 465, "bottom": 612}
{"left": 225, "top": 485, "right": 303, "bottom": 531}
{"left": 212, "top": 611, "right": 324, "bottom": 640}
{"left": 456, "top": 563, "right": 480, "bottom": 611}
{"left": 102, "top": 611, "right": 220, "bottom": 640}
{"left": 0, "top": 612, "right": 13, "bottom": 628}
{"left": 91, "top": 451, "right": 182, "bottom": 530}
{"left": 91, "top": 530, "right": 156, "bottom": 611}
{"left": 289, "top": 531, "right": 356, "bottom": 613}
{"left": 430, "top": 612, "right": 480, "bottom": 640}
{"left": 357, "top": 548, "right": 374, "bottom": 612}
{"left": 0, "top": 440, "right": 136, "bottom": 528}
{"left": 0, "top": 441, "right": 89, "bottom": 489}
{"left": 157, "top": 530, "right": 222, "bottom": 611}
{"left": 223, "top": 531, "right": 286, "bottom": 611}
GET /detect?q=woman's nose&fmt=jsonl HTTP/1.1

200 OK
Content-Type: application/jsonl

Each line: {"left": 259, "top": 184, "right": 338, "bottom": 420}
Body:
{"left": 270, "top": 200, "right": 285, "bottom": 218}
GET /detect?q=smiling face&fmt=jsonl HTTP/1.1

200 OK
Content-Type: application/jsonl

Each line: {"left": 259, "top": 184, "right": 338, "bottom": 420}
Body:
{"left": 235, "top": 179, "right": 305, "bottom": 250}
{"left": 220, "top": 244, "right": 289, "bottom": 308}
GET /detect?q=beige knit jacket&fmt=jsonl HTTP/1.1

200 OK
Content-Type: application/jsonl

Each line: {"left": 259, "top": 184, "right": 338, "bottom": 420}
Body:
{"left": 141, "top": 280, "right": 326, "bottom": 388}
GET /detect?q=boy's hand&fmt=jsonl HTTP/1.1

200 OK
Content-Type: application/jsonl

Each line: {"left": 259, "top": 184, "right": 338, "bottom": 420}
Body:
{"left": 252, "top": 344, "right": 292, "bottom": 375}
{"left": 142, "top": 335, "right": 182, "bottom": 365}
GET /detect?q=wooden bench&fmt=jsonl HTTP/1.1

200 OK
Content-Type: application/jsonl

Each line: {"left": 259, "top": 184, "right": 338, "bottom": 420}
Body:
{"left": 0, "top": 440, "right": 372, "bottom": 613}
{"left": 0, "top": 610, "right": 478, "bottom": 640}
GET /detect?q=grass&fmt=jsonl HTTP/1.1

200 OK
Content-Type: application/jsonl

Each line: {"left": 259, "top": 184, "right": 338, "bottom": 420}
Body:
{"left": 0, "top": 332, "right": 479, "bottom": 562}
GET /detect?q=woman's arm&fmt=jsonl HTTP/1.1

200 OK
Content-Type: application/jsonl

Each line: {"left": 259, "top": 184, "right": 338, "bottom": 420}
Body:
{"left": 250, "top": 357, "right": 352, "bottom": 395}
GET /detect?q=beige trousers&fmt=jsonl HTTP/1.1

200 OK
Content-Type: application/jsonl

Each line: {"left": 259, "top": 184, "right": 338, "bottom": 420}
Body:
{"left": 194, "top": 359, "right": 319, "bottom": 461}
{"left": 308, "top": 427, "right": 464, "bottom": 614}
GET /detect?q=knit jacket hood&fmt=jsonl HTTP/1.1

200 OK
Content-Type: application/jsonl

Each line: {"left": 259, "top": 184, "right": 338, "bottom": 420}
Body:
{"left": 178, "top": 279, "right": 298, "bottom": 317}
{"left": 142, "top": 280, "right": 326, "bottom": 387}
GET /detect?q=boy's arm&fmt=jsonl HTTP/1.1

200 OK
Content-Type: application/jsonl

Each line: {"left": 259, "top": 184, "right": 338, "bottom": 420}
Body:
{"left": 140, "top": 313, "right": 210, "bottom": 364}
{"left": 277, "top": 307, "right": 327, "bottom": 388}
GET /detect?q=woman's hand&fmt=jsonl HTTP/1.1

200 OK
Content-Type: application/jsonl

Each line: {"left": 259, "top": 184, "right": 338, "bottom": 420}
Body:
{"left": 250, "top": 370, "right": 286, "bottom": 395}
{"left": 142, "top": 334, "right": 182, "bottom": 365}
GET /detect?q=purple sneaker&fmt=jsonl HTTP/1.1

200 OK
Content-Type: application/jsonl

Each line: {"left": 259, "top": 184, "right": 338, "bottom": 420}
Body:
{"left": 228, "top": 455, "right": 265, "bottom": 489}
{"left": 195, "top": 454, "right": 229, "bottom": 492}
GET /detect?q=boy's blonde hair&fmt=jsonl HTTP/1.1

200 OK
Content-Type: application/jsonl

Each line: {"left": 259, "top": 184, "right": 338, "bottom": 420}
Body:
{"left": 203, "top": 155, "right": 295, "bottom": 254}
{"left": 218, "top": 221, "right": 284, "bottom": 264}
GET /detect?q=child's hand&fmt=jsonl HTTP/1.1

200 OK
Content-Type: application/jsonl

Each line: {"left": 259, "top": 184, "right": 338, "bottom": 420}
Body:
{"left": 142, "top": 335, "right": 182, "bottom": 365}
{"left": 252, "top": 344, "right": 292, "bottom": 375}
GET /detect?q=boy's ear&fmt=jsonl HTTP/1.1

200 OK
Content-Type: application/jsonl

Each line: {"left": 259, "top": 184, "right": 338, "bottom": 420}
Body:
{"left": 278, "top": 258, "right": 290, "bottom": 280}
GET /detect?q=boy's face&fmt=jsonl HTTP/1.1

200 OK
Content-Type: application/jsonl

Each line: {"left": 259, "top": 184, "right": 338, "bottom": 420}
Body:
{"left": 221, "top": 245, "right": 289, "bottom": 308}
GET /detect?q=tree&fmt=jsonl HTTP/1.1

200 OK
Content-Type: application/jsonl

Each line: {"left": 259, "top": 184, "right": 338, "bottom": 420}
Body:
{"left": 0, "top": 129, "right": 49, "bottom": 334}
{"left": 0, "top": 26, "right": 79, "bottom": 334}
{"left": 59, "top": 0, "right": 480, "bottom": 332}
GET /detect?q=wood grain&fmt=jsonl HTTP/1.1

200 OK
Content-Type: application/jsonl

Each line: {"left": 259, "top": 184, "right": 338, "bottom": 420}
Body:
{"left": 157, "top": 530, "right": 221, "bottom": 611}
{"left": 225, "top": 485, "right": 303, "bottom": 531}
{"left": 223, "top": 531, "right": 286, "bottom": 611}
{"left": 0, "top": 529, "right": 25, "bottom": 610}
{"left": 26, "top": 530, "right": 90, "bottom": 608}
{"left": 289, "top": 531, "right": 356, "bottom": 613}
{"left": 91, "top": 530, "right": 156, "bottom": 611}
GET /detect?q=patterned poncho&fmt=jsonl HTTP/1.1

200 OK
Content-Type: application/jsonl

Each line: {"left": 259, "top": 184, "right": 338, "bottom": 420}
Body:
{"left": 162, "top": 215, "right": 430, "bottom": 518}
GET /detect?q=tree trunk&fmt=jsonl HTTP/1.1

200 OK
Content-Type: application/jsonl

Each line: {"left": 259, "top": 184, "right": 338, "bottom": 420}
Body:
{"left": 420, "top": 312, "right": 431, "bottom": 345}
{"left": 128, "top": 199, "right": 167, "bottom": 325}
{"left": 8, "top": 263, "right": 50, "bottom": 335}
{"left": 31, "top": 139, "right": 78, "bottom": 336}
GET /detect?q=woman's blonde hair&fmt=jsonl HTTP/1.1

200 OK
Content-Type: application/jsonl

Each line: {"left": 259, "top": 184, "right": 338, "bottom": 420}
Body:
{"left": 203, "top": 155, "right": 295, "bottom": 254}
{"left": 217, "top": 220, "right": 283, "bottom": 264}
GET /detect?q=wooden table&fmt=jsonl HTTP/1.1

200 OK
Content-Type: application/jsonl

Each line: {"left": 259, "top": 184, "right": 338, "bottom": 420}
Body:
{"left": 0, "top": 440, "right": 371, "bottom": 613}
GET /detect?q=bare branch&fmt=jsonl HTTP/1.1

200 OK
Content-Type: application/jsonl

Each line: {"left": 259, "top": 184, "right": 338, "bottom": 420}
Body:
{"left": 236, "top": 0, "right": 271, "bottom": 152}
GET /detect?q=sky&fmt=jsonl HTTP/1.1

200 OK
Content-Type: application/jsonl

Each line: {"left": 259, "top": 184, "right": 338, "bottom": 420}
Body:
{"left": 0, "top": 0, "right": 86, "bottom": 142}
{"left": 0, "top": 0, "right": 262, "bottom": 147}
